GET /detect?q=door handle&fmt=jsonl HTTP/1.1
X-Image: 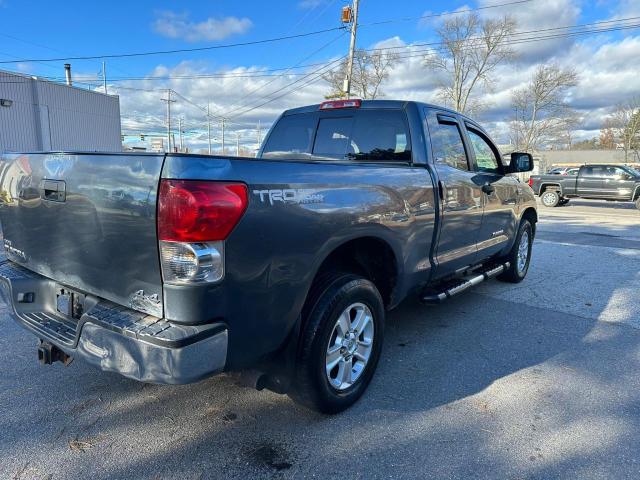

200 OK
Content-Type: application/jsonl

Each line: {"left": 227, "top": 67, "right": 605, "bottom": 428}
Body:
{"left": 482, "top": 183, "right": 495, "bottom": 195}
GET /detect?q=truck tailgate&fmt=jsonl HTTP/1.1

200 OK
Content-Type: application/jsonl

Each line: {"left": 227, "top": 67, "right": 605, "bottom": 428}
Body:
{"left": 0, "top": 152, "right": 165, "bottom": 316}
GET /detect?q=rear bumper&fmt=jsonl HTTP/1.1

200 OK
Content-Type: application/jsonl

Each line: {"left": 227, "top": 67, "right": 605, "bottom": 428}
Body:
{"left": 0, "top": 260, "right": 227, "bottom": 384}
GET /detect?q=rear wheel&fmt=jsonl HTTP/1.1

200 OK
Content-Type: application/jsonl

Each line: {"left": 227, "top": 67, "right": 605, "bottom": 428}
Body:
{"left": 636, "top": 197, "right": 640, "bottom": 210}
{"left": 288, "top": 273, "right": 385, "bottom": 414}
{"left": 541, "top": 190, "right": 560, "bottom": 207}
{"left": 498, "top": 219, "right": 533, "bottom": 283}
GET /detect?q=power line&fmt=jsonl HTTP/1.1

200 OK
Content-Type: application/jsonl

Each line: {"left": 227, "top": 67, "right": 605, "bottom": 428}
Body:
{"left": 226, "top": 19, "right": 640, "bottom": 119}
{"left": 216, "top": 31, "right": 348, "bottom": 118}
{"left": 360, "top": 0, "right": 536, "bottom": 27}
{"left": 227, "top": 56, "right": 346, "bottom": 119}
{"left": 0, "top": 26, "right": 347, "bottom": 64}
{"left": 362, "top": 16, "right": 640, "bottom": 54}
{"left": 3, "top": 19, "right": 638, "bottom": 92}
{"left": 28, "top": 16, "right": 635, "bottom": 85}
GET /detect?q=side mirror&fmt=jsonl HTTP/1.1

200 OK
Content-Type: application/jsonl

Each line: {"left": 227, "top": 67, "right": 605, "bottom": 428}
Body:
{"left": 508, "top": 152, "right": 534, "bottom": 173}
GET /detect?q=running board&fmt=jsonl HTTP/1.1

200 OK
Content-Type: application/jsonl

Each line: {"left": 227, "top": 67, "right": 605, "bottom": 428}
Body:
{"left": 421, "top": 262, "right": 510, "bottom": 304}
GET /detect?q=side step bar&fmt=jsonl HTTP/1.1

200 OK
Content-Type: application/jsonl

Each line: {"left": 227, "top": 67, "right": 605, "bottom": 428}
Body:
{"left": 421, "top": 262, "right": 510, "bottom": 304}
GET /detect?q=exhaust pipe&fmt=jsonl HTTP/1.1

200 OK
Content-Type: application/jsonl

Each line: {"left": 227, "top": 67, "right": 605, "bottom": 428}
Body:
{"left": 38, "top": 341, "right": 73, "bottom": 366}
{"left": 64, "top": 63, "right": 72, "bottom": 86}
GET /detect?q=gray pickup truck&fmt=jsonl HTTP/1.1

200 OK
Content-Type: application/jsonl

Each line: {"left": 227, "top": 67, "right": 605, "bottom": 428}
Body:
{"left": 530, "top": 164, "right": 640, "bottom": 209}
{"left": 0, "top": 99, "right": 536, "bottom": 413}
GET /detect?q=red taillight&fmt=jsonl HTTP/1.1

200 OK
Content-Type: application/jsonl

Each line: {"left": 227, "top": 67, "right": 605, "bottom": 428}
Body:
{"left": 158, "top": 180, "right": 248, "bottom": 242}
{"left": 319, "top": 99, "right": 361, "bottom": 110}
{"left": 528, "top": 177, "right": 534, "bottom": 187}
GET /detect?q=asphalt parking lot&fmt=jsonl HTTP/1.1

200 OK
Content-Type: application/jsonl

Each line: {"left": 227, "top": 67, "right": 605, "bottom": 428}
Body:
{"left": 1, "top": 199, "right": 639, "bottom": 480}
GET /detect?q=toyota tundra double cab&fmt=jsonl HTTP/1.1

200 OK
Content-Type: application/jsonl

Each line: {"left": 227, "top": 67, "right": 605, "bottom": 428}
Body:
{"left": 0, "top": 100, "right": 536, "bottom": 413}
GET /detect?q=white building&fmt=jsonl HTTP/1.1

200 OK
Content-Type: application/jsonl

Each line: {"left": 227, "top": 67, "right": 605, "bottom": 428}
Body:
{"left": 0, "top": 69, "right": 122, "bottom": 153}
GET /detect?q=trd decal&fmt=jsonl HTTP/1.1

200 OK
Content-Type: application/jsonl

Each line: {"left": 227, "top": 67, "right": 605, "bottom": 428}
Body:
{"left": 253, "top": 189, "right": 324, "bottom": 205}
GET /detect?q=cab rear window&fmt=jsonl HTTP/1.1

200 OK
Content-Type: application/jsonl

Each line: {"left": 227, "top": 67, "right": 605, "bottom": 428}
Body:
{"left": 262, "top": 109, "right": 412, "bottom": 163}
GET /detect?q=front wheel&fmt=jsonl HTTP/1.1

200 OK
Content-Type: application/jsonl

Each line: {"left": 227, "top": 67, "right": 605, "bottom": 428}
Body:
{"left": 288, "top": 273, "right": 385, "bottom": 414}
{"left": 541, "top": 190, "right": 560, "bottom": 207}
{"left": 635, "top": 197, "right": 640, "bottom": 210}
{"left": 498, "top": 219, "right": 533, "bottom": 283}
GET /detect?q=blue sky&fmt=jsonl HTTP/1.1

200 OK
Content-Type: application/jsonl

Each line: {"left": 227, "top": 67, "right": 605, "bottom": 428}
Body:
{"left": 0, "top": 0, "right": 626, "bottom": 77}
{"left": 1, "top": 0, "right": 639, "bottom": 151}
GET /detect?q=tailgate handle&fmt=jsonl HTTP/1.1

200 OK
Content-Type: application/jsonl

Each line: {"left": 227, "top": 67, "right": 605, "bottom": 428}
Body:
{"left": 41, "top": 180, "right": 66, "bottom": 202}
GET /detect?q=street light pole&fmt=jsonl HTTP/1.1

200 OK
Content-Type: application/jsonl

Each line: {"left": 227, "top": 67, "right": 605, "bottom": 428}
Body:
{"left": 221, "top": 118, "right": 226, "bottom": 155}
{"left": 102, "top": 61, "right": 107, "bottom": 95}
{"left": 161, "top": 89, "right": 176, "bottom": 152}
{"left": 344, "top": 0, "right": 360, "bottom": 99}
{"left": 207, "top": 103, "right": 212, "bottom": 155}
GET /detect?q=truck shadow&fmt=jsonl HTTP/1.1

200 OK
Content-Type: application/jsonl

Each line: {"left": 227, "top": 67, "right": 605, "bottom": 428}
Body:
{"left": 542, "top": 198, "right": 638, "bottom": 211}
{"left": 3, "top": 242, "right": 640, "bottom": 478}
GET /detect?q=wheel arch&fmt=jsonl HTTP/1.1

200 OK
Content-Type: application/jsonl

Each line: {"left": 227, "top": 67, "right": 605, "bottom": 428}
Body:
{"left": 306, "top": 235, "right": 400, "bottom": 310}
{"left": 539, "top": 182, "right": 562, "bottom": 195}
{"left": 520, "top": 207, "right": 538, "bottom": 235}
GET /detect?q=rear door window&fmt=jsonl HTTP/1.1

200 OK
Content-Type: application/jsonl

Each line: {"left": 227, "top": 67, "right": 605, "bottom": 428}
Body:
{"left": 582, "top": 166, "right": 606, "bottom": 177}
{"left": 430, "top": 119, "right": 469, "bottom": 171}
{"left": 262, "top": 114, "right": 316, "bottom": 158}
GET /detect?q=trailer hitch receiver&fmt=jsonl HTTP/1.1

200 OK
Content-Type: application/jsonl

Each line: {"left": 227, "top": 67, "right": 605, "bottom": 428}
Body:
{"left": 38, "top": 341, "right": 73, "bottom": 366}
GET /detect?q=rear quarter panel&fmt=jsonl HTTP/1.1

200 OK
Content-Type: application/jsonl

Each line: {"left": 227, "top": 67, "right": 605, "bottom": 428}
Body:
{"left": 162, "top": 155, "right": 436, "bottom": 367}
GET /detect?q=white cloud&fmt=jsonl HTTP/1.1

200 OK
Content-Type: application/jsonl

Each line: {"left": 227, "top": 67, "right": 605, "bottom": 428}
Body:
{"left": 153, "top": 11, "right": 252, "bottom": 43}
{"left": 479, "top": 0, "right": 581, "bottom": 64}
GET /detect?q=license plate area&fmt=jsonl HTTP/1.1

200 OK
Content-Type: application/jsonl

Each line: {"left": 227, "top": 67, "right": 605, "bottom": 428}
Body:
{"left": 56, "top": 288, "right": 85, "bottom": 320}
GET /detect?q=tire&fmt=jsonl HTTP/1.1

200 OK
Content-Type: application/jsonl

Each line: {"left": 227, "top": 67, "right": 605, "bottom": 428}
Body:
{"left": 541, "top": 190, "right": 560, "bottom": 207}
{"left": 288, "top": 273, "right": 385, "bottom": 414}
{"left": 636, "top": 197, "right": 640, "bottom": 210}
{"left": 498, "top": 219, "right": 533, "bottom": 283}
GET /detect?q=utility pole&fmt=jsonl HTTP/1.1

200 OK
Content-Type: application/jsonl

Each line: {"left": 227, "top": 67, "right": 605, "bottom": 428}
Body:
{"left": 343, "top": 0, "right": 360, "bottom": 98}
{"left": 102, "top": 61, "right": 107, "bottom": 95}
{"left": 178, "top": 117, "right": 184, "bottom": 153}
{"left": 236, "top": 132, "right": 240, "bottom": 156}
{"left": 161, "top": 90, "right": 176, "bottom": 152}
{"left": 207, "top": 103, "right": 212, "bottom": 155}
{"left": 257, "top": 120, "right": 262, "bottom": 148}
{"left": 221, "top": 118, "right": 226, "bottom": 155}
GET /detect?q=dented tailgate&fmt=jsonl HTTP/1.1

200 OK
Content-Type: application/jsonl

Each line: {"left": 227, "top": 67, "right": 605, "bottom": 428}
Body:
{"left": 0, "top": 152, "right": 165, "bottom": 317}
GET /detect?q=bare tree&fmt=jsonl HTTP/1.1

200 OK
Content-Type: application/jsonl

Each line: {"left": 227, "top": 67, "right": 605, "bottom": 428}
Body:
{"left": 510, "top": 64, "right": 578, "bottom": 152}
{"left": 599, "top": 118, "right": 616, "bottom": 150}
{"left": 323, "top": 49, "right": 399, "bottom": 99}
{"left": 423, "top": 13, "right": 516, "bottom": 114}
{"left": 549, "top": 111, "right": 581, "bottom": 150}
{"left": 609, "top": 97, "right": 640, "bottom": 161}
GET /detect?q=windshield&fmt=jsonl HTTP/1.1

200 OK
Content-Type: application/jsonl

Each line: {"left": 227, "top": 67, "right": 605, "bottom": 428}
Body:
{"left": 621, "top": 166, "right": 640, "bottom": 177}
